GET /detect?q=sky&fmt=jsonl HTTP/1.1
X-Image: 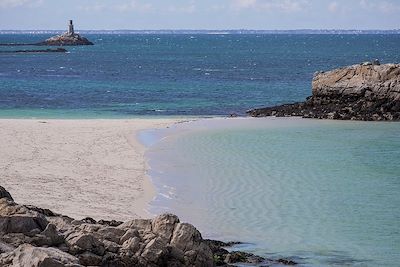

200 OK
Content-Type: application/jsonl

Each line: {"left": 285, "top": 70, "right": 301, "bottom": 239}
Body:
{"left": 0, "top": 0, "right": 399, "bottom": 30}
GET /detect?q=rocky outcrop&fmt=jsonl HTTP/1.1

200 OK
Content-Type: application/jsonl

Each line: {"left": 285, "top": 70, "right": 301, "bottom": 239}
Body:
{"left": 205, "top": 240, "right": 297, "bottom": 266}
{"left": 37, "top": 33, "right": 93, "bottom": 46}
{"left": 247, "top": 62, "right": 400, "bottom": 121}
{"left": 0, "top": 186, "right": 297, "bottom": 266}
{"left": 0, "top": 191, "right": 212, "bottom": 266}
{"left": 0, "top": 186, "right": 13, "bottom": 202}
{"left": 0, "top": 244, "right": 81, "bottom": 267}
{"left": 0, "top": 48, "right": 68, "bottom": 53}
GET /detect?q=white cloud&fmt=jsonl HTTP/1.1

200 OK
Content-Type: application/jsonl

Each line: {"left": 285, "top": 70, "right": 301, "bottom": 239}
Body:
{"left": 78, "top": 3, "right": 106, "bottom": 12}
{"left": 377, "top": 1, "right": 400, "bottom": 13}
{"left": 0, "top": 0, "right": 42, "bottom": 8}
{"left": 115, "top": 0, "right": 153, "bottom": 12}
{"left": 167, "top": 0, "right": 196, "bottom": 14}
{"left": 359, "top": 0, "right": 400, "bottom": 13}
{"left": 211, "top": 4, "right": 225, "bottom": 11}
{"left": 232, "top": 0, "right": 257, "bottom": 9}
{"left": 231, "top": 0, "right": 309, "bottom": 12}
{"left": 79, "top": 0, "right": 153, "bottom": 13}
{"left": 168, "top": 3, "right": 196, "bottom": 14}
{"left": 328, "top": 1, "right": 338, "bottom": 13}
{"left": 115, "top": 0, "right": 152, "bottom": 12}
{"left": 277, "top": 0, "right": 309, "bottom": 12}
{"left": 115, "top": 1, "right": 137, "bottom": 12}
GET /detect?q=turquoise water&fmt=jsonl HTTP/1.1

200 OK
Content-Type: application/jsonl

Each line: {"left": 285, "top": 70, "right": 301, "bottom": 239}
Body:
{"left": 1, "top": 34, "right": 400, "bottom": 117}
{"left": 145, "top": 118, "right": 400, "bottom": 266}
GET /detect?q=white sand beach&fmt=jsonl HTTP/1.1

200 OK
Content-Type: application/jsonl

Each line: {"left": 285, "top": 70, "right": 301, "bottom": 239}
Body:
{"left": 0, "top": 118, "right": 181, "bottom": 221}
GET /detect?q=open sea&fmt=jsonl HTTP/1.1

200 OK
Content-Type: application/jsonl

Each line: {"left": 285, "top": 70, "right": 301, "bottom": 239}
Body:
{"left": 2, "top": 34, "right": 400, "bottom": 266}
{"left": 0, "top": 33, "right": 399, "bottom": 117}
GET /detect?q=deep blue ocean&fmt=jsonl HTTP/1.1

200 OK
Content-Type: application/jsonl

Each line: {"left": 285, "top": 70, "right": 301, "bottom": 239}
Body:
{"left": 1, "top": 34, "right": 399, "bottom": 117}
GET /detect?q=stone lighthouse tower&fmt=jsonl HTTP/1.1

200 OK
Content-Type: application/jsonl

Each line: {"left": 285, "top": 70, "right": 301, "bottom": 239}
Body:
{"left": 68, "top": 20, "right": 74, "bottom": 36}
{"left": 40, "top": 19, "right": 93, "bottom": 45}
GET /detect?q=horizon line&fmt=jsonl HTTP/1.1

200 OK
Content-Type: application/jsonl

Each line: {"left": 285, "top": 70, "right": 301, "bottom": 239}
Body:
{"left": 1, "top": 28, "right": 400, "bottom": 32}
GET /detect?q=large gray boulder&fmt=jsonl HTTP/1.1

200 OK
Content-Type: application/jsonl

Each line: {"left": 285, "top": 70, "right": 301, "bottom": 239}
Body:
{"left": 247, "top": 63, "right": 400, "bottom": 121}
{"left": 66, "top": 232, "right": 105, "bottom": 256}
{"left": 0, "top": 186, "right": 13, "bottom": 202}
{"left": 312, "top": 63, "right": 400, "bottom": 101}
{"left": 0, "top": 187, "right": 217, "bottom": 266}
{"left": 0, "top": 244, "right": 81, "bottom": 267}
{"left": 170, "top": 223, "right": 214, "bottom": 266}
{"left": 1, "top": 186, "right": 281, "bottom": 266}
{"left": 152, "top": 213, "right": 180, "bottom": 240}
{"left": 0, "top": 198, "right": 48, "bottom": 234}
{"left": 32, "top": 223, "right": 65, "bottom": 246}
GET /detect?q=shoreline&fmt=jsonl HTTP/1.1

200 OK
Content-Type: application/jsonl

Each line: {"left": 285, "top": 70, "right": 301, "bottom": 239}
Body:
{"left": 142, "top": 116, "right": 316, "bottom": 240}
{"left": 0, "top": 117, "right": 302, "bottom": 266}
{"left": 141, "top": 117, "right": 400, "bottom": 267}
{"left": 0, "top": 118, "right": 183, "bottom": 221}
{"left": 0, "top": 185, "right": 295, "bottom": 266}
{"left": 0, "top": 116, "right": 307, "bottom": 221}
{"left": 1, "top": 116, "right": 395, "bottom": 221}
{"left": 1, "top": 117, "right": 399, "bottom": 266}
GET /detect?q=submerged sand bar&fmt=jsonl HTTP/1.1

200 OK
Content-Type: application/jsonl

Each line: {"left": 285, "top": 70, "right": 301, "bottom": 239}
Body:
{"left": 0, "top": 119, "right": 181, "bottom": 221}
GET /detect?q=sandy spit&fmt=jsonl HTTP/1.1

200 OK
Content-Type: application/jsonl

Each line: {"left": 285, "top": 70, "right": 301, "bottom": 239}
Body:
{"left": 0, "top": 118, "right": 181, "bottom": 221}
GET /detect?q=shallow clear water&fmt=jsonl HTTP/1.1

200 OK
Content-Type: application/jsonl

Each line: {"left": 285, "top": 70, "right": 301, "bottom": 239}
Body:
{"left": 146, "top": 118, "right": 400, "bottom": 266}
{"left": 1, "top": 34, "right": 400, "bottom": 117}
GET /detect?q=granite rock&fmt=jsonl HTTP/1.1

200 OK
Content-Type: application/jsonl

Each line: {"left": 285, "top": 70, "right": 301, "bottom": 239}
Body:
{"left": 0, "top": 198, "right": 48, "bottom": 234}
{"left": 0, "top": 244, "right": 81, "bottom": 267}
{"left": 37, "top": 33, "right": 93, "bottom": 46}
{"left": 0, "top": 186, "right": 295, "bottom": 266}
{"left": 0, "top": 186, "right": 13, "bottom": 202}
{"left": 247, "top": 63, "right": 400, "bottom": 121}
{"left": 0, "top": 187, "right": 214, "bottom": 266}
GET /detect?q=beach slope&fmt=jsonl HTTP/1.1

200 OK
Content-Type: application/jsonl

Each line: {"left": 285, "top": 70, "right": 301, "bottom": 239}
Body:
{"left": 0, "top": 119, "right": 179, "bottom": 221}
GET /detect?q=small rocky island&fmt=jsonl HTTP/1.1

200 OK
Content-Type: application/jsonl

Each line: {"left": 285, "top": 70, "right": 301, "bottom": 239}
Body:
{"left": 37, "top": 20, "right": 93, "bottom": 46}
{"left": 0, "top": 186, "right": 296, "bottom": 266}
{"left": 247, "top": 62, "right": 400, "bottom": 121}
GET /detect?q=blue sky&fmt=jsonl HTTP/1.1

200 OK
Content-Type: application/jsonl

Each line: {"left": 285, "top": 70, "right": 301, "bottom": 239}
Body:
{"left": 0, "top": 0, "right": 399, "bottom": 30}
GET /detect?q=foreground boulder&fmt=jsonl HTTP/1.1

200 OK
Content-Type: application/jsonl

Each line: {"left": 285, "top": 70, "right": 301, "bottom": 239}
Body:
{"left": 0, "top": 198, "right": 48, "bottom": 235}
{"left": 0, "top": 196, "right": 212, "bottom": 266}
{"left": 0, "top": 186, "right": 298, "bottom": 266}
{"left": 0, "top": 186, "right": 13, "bottom": 202}
{"left": 247, "top": 62, "right": 400, "bottom": 121}
{"left": 0, "top": 244, "right": 80, "bottom": 267}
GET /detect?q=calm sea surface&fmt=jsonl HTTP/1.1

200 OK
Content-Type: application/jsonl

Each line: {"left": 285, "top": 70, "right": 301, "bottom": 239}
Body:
{"left": 0, "top": 34, "right": 399, "bottom": 117}
{"left": 145, "top": 118, "right": 400, "bottom": 267}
